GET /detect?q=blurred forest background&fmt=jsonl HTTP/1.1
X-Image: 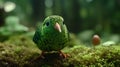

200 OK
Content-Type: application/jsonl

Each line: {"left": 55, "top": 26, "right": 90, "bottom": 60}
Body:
{"left": 0, "top": 0, "right": 120, "bottom": 43}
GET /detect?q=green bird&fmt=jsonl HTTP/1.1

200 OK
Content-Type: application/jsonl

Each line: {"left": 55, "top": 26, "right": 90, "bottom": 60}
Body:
{"left": 33, "top": 15, "right": 69, "bottom": 58}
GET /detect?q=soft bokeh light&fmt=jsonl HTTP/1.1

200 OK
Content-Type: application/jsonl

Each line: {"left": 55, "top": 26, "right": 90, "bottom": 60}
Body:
{"left": 4, "top": 2, "right": 16, "bottom": 12}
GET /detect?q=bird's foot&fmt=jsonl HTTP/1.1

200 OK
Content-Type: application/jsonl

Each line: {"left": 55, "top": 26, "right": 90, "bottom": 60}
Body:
{"left": 59, "top": 51, "right": 70, "bottom": 58}
{"left": 39, "top": 51, "right": 46, "bottom": 59}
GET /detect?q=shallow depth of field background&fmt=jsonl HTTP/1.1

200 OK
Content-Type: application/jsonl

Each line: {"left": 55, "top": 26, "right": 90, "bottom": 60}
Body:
{"left": 0, "top": 0, "right": 120, "bottom": 43}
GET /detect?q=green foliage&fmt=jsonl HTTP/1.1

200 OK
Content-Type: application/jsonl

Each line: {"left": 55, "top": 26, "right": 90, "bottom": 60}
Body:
{"left": 1, "top": 0, "right": 120, "bottom": 34}
{"left": 0, "top": 16, "right": 28, "bottom": 42}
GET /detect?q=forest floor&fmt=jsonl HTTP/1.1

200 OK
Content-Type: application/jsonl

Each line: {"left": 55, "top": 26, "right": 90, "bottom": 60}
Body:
{"left": 0, "top": 34, "right": 120, "bottom": 67}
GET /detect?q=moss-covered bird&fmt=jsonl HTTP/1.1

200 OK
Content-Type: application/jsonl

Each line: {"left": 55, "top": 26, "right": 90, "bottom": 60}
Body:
{"left": 33, "top": 15, "right": 69, "bottom": 58}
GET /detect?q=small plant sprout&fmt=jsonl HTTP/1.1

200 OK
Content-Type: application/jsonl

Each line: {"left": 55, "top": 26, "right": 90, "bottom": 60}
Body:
{"left": 92, "top": 34, "right": 101, "bottom": 48}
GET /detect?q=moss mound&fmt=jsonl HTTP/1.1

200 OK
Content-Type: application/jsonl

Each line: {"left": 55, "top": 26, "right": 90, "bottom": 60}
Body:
{"left": 0, "top": 35, "right": 120, "bottom": 67}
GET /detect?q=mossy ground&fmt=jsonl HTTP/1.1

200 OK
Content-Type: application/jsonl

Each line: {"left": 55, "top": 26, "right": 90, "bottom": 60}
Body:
{"left": 0, "top": 34, "right": 120, "bottom": 67}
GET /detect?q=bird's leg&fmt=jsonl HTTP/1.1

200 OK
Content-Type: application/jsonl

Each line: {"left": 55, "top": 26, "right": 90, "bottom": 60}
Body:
{"left": 59, "top": 50, "right": 69, "bottom": 58}
{"left": 40, "top": 51, "right": 45, "bottom": 58}
{"left": 31, "top": 51, "right": 45, "bottom": 62}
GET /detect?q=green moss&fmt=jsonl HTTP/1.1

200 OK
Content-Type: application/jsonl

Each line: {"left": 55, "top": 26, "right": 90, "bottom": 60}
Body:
{"left": 63, "top": 45, "right": 120, "bottom": 67}
{"left": 0, "top": 34, "right": 120, "bottom": 67}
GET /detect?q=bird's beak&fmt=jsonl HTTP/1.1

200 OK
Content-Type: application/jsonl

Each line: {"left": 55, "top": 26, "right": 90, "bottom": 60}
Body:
{"left": 54, "top": 23, "right": 61, "bottom": 32}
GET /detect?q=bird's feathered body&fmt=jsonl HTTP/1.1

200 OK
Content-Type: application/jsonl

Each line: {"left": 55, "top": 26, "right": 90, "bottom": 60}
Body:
{"left": 33, "top": 15, "right": 69, "bottom": 52}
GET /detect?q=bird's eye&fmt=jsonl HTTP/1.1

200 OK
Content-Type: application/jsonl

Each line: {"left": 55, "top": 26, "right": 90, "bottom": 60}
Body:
{"left": 46, "top": 22, "right": 49, "bottom": 26}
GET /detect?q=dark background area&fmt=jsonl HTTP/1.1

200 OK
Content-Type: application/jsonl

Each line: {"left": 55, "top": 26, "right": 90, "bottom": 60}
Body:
{"left": 0, "top": 0, "right": 120, "bottom": 34}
